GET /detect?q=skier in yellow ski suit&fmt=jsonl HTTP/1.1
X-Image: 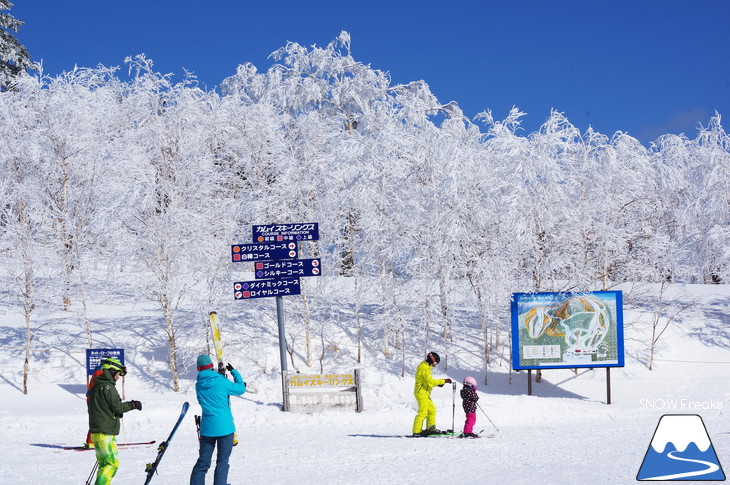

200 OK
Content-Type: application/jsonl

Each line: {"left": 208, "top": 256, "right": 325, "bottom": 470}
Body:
{"left": 412, "top": 352, "right": 452, "bottom": 436}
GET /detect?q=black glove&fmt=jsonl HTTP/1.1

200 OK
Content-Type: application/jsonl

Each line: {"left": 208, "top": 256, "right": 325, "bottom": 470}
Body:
{"left": 131, "top": 400, "right": 142, "bottom": 411}
{"left": 444, "top": 378, "right": 453, "bottom": 384}
{"left": 226, "top": 363, "right": 234, "bottom": 372}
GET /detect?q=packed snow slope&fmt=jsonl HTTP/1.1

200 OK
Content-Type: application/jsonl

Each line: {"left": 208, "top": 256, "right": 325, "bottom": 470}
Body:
{"left": 1, "top": 280, "right": 728, "bottom": 484}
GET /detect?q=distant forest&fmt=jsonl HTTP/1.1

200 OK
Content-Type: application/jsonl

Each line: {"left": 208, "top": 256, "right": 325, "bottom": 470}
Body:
{"left": 2, "top": 33, "right": 727, "bottom": 391}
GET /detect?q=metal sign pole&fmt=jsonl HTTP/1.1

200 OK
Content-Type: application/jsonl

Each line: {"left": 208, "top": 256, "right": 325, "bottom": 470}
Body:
{"left": 276, "top": 295, "right": 288, "bottom": 373}
{"left": 276, "top": 295, "right": 289, "bottom": 411}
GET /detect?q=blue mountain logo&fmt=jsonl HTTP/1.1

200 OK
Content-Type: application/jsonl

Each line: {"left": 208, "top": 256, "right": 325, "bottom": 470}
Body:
{"left": 637, "top": 414, "right": 725, "bottom": 481}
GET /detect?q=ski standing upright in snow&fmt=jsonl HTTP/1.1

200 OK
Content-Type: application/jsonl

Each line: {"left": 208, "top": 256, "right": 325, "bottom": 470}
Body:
{"left": 143, "top": 401, "right": 189, "bottom": 484}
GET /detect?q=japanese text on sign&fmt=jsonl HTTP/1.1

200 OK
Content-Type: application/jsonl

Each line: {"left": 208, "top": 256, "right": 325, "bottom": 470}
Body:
{"left": 231, "top": 242, "right": 297, "bottom": 262}
{"left": 253, "top": 223, "right": 319, "bottom": 242}
{"left": 288, "top": 374, "right": 355, "bottom": 388}
{"left": 86, "top": 348, "right": 124, "bottom": 376}
{"left": 233, "top": 278, "right": 301, "bottom": 300}
{"left": 254, "top": 258, "right": 321, "bottom": 279}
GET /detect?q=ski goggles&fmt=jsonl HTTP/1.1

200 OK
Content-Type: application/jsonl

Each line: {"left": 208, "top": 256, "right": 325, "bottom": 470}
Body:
{"left": 102, "top": 359, "right": 127, "bottom": 376}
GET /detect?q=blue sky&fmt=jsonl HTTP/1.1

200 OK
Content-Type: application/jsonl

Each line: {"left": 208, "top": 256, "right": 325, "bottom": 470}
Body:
{"left": 12, "top": 1, "right": 730, "bottom": 145}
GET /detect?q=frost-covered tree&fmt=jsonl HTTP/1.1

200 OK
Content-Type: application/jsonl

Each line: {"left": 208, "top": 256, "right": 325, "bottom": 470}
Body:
{"left": 116, "top": 56, "right": 221, "bottom": 391}
{"left": 680, "top": 114, "right": 730, "bottom": 283}
{"left": 0, "top": 78, "right": 52, "bottom": 394}
{"left": 0, "top": 31, "right": 728, "bottom": 390}
{"left": 0, "top": 0, "right": 34, "bottom": 91}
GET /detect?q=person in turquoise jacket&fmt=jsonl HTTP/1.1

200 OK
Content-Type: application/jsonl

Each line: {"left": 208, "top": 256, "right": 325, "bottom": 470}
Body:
{"left": 412, "top": 351, "right": 452, "bottom": 436}
{"left": 190, "top": 354, "right": 246, "bottom": 485}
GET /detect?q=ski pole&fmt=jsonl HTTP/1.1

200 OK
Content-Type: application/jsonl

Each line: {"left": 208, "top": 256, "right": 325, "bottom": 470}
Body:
{"left": 85, "top": 460, "right": 98, "bottom": 485}
{"left": 451, "top": 382, "right": 456, "bottom": 433}
{"left": 476, "top": 402, "right": 500, "bottom": 432}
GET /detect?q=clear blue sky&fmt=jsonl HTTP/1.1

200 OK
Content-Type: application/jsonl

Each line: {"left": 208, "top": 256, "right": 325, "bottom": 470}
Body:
{"left": 12, "top": 0, "right": 730, "bottom": 145}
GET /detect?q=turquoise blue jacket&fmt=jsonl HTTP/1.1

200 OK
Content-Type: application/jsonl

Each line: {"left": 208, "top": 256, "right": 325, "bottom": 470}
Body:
{"left": 195, "top": 368, "right": 246, "bottom": 437}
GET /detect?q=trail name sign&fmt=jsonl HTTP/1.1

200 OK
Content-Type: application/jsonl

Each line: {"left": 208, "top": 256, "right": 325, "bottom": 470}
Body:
{"left": 233, "top": 278, "right": 301, "bottom": 300}
{"left": 232, "top": 222, "right": 323, "bottom": 411}
{"left": 283, "top": 370, "right": 363, "bottom": 412}
{"left": 254, "top": 258, "right": 321, "bottom": 279}
{"left": 231, "top": 242, "right": 297, "bottom": 262}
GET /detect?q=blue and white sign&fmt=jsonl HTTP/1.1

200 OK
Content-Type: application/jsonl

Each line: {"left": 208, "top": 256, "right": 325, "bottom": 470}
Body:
{"left": 233, "top": 278, "right": 302, "bottom": 300}
{"left": 254, "top": 258, "right": 321, "bottom": 279}
{"left": 511, "top": 290, "right": 625, "bottom": 370}
{"left": 86, "top": 348, "right": 124, "bottom": 376}
{"left": 231, "top": 242, "right": 298, "bottom": 262}
{"left": 252, "top": 223, "right": 319, "bottom": 243}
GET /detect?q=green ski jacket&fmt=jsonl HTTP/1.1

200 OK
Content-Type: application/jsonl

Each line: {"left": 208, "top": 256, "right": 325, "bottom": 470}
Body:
{"left": 87, "top": 368, "right": 134, "bottom": 435}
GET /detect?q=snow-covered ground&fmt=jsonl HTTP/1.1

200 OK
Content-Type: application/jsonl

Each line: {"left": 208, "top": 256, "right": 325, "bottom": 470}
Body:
{"left": 1, "top": 281, "right": 728, "bottom": 484}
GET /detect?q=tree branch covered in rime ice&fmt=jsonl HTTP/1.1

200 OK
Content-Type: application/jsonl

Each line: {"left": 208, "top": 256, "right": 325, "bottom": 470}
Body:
{"left": 0, "top": 33, "right": 728, "bottom": 390}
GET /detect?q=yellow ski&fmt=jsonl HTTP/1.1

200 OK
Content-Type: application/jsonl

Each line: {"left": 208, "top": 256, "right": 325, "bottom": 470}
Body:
{"left": 209, "top": 311, "right": 226, "bottom": 376}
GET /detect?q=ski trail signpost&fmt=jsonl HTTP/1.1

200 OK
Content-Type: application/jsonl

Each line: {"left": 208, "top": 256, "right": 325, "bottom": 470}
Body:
{"left": 231, "top": 223, "right": 320, "bottom": 411}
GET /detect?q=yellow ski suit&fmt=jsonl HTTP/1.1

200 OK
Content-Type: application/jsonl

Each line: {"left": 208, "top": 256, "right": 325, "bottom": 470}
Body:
{"left": 412, "top": 360, "right": 446, "bottom": 434}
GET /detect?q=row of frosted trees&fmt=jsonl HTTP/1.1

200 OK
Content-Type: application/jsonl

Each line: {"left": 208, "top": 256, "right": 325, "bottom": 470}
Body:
{"left": 1, "top": 33, "right": 728, "bottom": 392}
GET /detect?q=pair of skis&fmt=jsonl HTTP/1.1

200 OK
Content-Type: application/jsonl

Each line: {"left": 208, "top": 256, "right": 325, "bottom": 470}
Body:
{"left": 63, "top": 440, "right": 155, "bottom": 451}
{"left": 407, "top": 430, "right": 494, "bottom": 439}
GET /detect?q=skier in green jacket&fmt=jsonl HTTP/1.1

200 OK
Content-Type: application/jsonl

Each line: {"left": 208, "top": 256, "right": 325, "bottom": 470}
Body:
{"left": 87, "top": 358, "right": 142, "bottom": 485}
{"left": 412, "top": 351, "right": 452, "bottom": 436}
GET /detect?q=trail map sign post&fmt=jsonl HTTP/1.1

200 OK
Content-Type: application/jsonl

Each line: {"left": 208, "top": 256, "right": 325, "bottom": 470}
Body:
{"left": 510, "top": 290, "right": 625, "bottom": 404}
{"left": 231, "top": 223, "right": 321, "bottom": 411}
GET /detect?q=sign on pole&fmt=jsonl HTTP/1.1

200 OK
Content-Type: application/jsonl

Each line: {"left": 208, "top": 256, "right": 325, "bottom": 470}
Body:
{"left": 231, "top": 242, "right": 298, "bottom": 262}
{"left": 86, "top": 348, "right": 124, "bottom": 375}
{"left": 233, "top": 278, "right": 302, "bottom": 300}
{"left": 510, "top": 290, "right": 625, "bottom": 370}
{"left": 233, "top": 222, "right": 322, "bottom": 412}
{"left": 252, "top": 223, "right": 319, "bottom": 242}
{"left": 254, "top": 258, "right": 321, "bottom": 279}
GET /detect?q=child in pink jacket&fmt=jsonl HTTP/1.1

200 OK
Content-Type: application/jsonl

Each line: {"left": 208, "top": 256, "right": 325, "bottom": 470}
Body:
{"left": 460, "top": 376, "right": 479, "bottom": 437}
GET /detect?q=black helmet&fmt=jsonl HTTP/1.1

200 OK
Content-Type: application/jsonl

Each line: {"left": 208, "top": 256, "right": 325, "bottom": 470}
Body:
{"left": 426, "top": 352, "right": 440, "bottom": 365}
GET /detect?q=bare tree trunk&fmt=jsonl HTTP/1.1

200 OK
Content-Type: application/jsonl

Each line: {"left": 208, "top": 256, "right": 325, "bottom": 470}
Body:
{"left": 23, "top": 311, "right": 31, "bottom": 395}
{"left": 380, "top": 258, "right": 390, "bottom": 355}
{"left": 483, "top": 323, "right": 490, "bottom": 386}
{"left": 21, "top": 246, "right": 35, "bottom": 395}
{"left": 354, "top": 275, "right": 362, "bottom": 363}
{"left": 319, "top": 330, "right": 325, "bottom": 374}
{"left": 286, "top": 332, "right": 301, "bottom": 373}
{"left": 162, "top": 302, "right": 180, "bottom": 392}
{"left": 437, "top": 263, "right": 452, "bottom": 341}
{"left": 76, "top": 245, "right": 92, "bottom": 347}
{"left": 16, "top": 173, "right": 36, "bottom": 395}
{"left": 301, "top": 280, "right": 313, "bottom": 367}
{"left": 648, "top": 282, "right": 691, "bottom": 371}
{"left": 468, "top": 274, "right": 490, "bottom": 385}
{"left": 61, "top": 234, "right": 73, "bottom": 311}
